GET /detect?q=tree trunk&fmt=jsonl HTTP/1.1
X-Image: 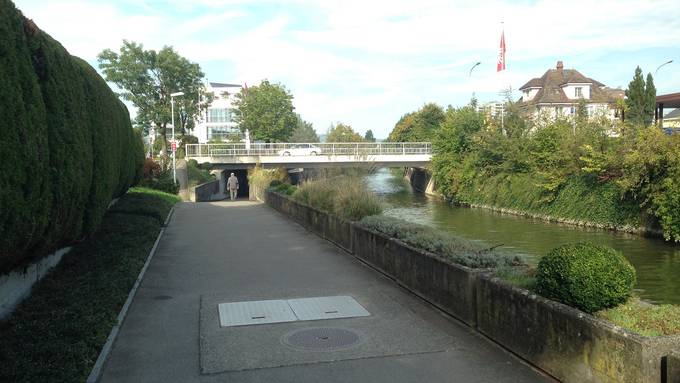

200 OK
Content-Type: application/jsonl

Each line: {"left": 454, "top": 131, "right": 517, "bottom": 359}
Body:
{"left": 160, "top": 122, "right": 168, "bottom": 154}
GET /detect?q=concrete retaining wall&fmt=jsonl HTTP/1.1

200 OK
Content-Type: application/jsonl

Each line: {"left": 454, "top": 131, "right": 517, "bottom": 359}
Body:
{"left": 193, "top": 180, "right": 220, "bottom": 202}
{"left": 667, "top": 351, "right": 680, "bottom": 383}
{"left": 476, "top": 274, "right": 680, "bottom": 383}
{"left": 0, "top": 247, "right": 71, "bottom": 320}
{"left": 353, "top": 225, "right": 482, "bottom": 326}
{"left": 266, "top": 191, "right": 353, "bottom": 253}
{"left": 265, "top": 189, "right": 680, "bottom": 382}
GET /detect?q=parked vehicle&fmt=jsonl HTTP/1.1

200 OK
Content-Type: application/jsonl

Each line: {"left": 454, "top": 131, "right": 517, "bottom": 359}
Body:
{"left": 278, "top": 144, "right": 321, "bottom": 156}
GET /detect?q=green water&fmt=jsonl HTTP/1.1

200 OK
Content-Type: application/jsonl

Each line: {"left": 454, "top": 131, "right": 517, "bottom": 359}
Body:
{"left": 366, "top": 168, "right": 680, "bottom": 305}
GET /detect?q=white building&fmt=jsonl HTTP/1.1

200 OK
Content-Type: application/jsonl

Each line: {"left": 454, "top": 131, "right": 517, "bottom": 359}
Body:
{"left": 194, "top": 82, "right": 243, "bottom": 143}
{"left": 518, "top": 61, "right": 624, "bottom": 121}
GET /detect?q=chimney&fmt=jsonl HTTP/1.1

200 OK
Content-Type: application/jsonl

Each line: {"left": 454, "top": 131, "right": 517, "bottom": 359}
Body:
{"left": 556, "top": 61, "right": 564, "bottom": 71}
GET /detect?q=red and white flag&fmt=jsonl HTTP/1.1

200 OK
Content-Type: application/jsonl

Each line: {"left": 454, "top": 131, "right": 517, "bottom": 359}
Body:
{"left": 497, "top": 30, "right": 506, "bottom": 72}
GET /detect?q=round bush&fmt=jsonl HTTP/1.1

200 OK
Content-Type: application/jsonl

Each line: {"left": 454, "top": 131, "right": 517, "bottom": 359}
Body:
{"left": 535, "top": 242, "right": 636, "bottom": 313}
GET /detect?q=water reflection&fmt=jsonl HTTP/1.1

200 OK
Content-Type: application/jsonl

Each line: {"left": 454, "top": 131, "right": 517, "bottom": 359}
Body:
{"left": 367, "top": 168, "right": 680, "bottom": 305}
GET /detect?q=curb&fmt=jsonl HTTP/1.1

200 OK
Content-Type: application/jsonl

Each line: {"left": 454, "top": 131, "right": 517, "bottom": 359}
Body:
{"left": 86, "top": 206, "right": 175, "bottom": 383}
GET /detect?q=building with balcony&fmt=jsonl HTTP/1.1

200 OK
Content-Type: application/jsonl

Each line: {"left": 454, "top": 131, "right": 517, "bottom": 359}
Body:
{"left": 194, "top": 82, "right": 243, "bottom": 143}
{"left": 518, "top": 61, "right": 624, "bottom": 121}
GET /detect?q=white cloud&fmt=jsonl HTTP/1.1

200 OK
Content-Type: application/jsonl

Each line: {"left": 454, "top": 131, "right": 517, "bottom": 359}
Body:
{"left": 12, "top": 0, "right": 680, "bottom": 138}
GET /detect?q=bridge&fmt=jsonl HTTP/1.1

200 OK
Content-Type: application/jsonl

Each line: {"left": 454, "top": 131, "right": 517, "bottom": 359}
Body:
{"left": 185, "top": 142, "right": 432, "bottom": 169}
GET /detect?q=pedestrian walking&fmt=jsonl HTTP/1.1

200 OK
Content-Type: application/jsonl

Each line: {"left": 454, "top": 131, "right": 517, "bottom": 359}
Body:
{"left": 227, "top": 172, "right": 239, "bottom": 201}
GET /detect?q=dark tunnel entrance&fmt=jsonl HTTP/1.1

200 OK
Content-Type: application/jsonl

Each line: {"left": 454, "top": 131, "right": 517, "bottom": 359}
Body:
{"left": 223, "top": 169, "right": 249, "bottom": 199}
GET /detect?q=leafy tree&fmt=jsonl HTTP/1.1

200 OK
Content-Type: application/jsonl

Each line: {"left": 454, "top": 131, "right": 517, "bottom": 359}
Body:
{"left": 388, "top": 103, "right": 444, "bottom": 142}
{"left": 289, "top": 115, "right": 319, "bottom": 142}
{"left": 233, "top": 80, "right": 297, "bottom": 142}
{"left": 388, "top": 112, "right": 417, "bottom": 142}
{"left": 327, "top": 122, "right": 364, "bottom": 142}
{"left": 98, "top": 40, "right": 208, "bottom": 153}
{"left": 625, "top": 66, "right": 655, "bottom": 127}
{"left": 364, "top": 129, "right": 376, "bottom": 142}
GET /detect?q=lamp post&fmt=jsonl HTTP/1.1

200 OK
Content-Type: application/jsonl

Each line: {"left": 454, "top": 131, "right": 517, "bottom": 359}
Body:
{"left": 655, "top": 60, "right": 673, "bottom": 75}
{"left": 469, "top": 61, "right": 481, "bottom": 77}
{"left": 170, "top": 91, "right": 184, "bottom": 184}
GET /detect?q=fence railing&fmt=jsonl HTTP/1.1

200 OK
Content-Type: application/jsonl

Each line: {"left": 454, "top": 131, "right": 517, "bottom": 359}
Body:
{"left": 185, "top": 142, "right": 432, "bottom": 158}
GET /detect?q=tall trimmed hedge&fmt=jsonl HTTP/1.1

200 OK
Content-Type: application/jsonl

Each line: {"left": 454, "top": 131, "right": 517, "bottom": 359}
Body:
{"left": 0, "top": 0, "right": 144, "bottom": 273}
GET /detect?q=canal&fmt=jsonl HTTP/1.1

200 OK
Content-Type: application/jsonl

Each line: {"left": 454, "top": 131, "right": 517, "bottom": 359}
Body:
{"left": 366, "top": 168, "right": 680, "bottom": 305}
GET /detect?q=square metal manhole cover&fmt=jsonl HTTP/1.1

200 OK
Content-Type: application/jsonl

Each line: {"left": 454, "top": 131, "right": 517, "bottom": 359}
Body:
{"left": 288, "top": 296, "right": 370, "bottom": 321}
{"left": 217, "top": 296, "right": 370, "bottom": 327}
{"left": 217, "top": 299, "right": 297, "bottom": 327}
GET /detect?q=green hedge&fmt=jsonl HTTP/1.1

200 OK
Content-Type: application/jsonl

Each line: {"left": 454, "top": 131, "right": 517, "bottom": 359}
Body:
{"left": 0, "top": 0, "right": 143, "bottom": 273}
{"left": 0, "top": 187, "right": 177, "bottom": 382}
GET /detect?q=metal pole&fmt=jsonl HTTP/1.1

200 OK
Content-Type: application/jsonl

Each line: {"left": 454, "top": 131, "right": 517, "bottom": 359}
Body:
{"left": 171, "top": 97, "right": 176, "bottom": 183}
{"left": 655, "top": 60, "right": 673, "bottom": 75}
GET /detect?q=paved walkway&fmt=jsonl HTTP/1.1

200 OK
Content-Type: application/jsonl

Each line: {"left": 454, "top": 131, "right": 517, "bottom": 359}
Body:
{"left": 100, "top": 201, "right": 553, "bottom": 382}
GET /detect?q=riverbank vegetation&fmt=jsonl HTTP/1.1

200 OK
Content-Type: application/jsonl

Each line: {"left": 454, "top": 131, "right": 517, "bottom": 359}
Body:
{"left": 597, "top": 298, "right": 680, "bottom": 337}
{"left": 390, "top": 69, "right": 680, "bottom": 242}
{"left": 430, "top": 103, "right": 680, "bottom": 241}
{"left": 359, "top": 215, "right": 523, "bottom": 268}
{"left": 0, "top": 188, "right": 179, "bottom": 382}
{"left": 292, "top": 177, "right": 383, "bottom": 221}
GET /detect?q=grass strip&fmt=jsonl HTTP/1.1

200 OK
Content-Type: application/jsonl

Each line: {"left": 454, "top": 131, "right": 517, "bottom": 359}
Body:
{"left": 596, "top": 298, "right": 680, "bottom": 337}
{"left": 109, "top": 187, "right": 181, "bottom": 224}
{"left": 0, "top": 189, "right": 177, "bottom": 382}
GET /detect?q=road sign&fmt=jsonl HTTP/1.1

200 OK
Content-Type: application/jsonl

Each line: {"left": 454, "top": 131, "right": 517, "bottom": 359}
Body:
{"left": 171, "top": 142, "right": 177, "bottom": 152}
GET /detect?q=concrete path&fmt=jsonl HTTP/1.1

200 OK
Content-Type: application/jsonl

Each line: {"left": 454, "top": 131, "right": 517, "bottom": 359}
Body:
{"left": 99, "top": 201, "right": 553, "bottom": 383}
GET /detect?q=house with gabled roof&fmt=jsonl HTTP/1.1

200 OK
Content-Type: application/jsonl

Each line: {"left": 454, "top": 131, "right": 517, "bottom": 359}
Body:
{"left": 518, "top": 61, "right": 624, "bottom": 121}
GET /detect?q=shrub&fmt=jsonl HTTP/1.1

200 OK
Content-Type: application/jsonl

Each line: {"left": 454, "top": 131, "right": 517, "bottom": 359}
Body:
{"left": 186, "top": 159, "right": 214, "bottom": 187}
{"left": 334, "top": 182, "right": 383, "bottom": 221}
{"left": 359, "top": 215, "right": 524, "bottom": 269}
{"left": 269, "top": 183, "right": 297, "bottom": 196}
{"left": 137, "top": 170, "right": 179, "bottom": 194}
{"left": 535, "top": 242, "right": 636, "bottom": 313}
{"left": 249, "top": 167, "right": 289, "bottom": 200}
{"left": 291, "top": 176, "right": 383, "bottom": 220}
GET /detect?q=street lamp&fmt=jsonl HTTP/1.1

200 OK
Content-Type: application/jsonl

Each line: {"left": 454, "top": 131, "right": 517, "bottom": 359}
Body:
{"left": 655, "top": 60, "right": 673, "bottom": 75}
{"left": 469, "top": 61, "right": 481, "bottom": 77}
{"left": 170, "top": 91, "right": 184, "bottom": 184}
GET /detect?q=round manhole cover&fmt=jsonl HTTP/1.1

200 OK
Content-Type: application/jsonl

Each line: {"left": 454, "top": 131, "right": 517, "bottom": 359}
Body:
{"left": 282, "top": 327, "right": 362, "bottom": 351}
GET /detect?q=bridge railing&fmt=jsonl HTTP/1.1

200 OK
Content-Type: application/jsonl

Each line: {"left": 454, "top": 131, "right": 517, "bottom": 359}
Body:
{"left": 185, "top": 142, "right": 432, "bottom": 158}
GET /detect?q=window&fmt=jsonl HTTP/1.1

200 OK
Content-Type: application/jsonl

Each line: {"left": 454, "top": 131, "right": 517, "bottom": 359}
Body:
{"left": 207, "top": 108, "right": 234, "bottom": 123}
{"left": 575, "top": 87, "right": 583, "bottom": 98}
{"left": 207, "top": 125, "right": 241, "bottom": 141}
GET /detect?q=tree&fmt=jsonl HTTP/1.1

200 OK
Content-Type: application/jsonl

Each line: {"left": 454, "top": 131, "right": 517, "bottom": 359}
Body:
{"left": 388, "top": 112, "right": 417, "bottom": 142}
{"left": 233, "top": 80, "right": 297, "bottom": 142}
{"left": 289, "top": 115, "right": 319, "bottom": 142}
{"left": 98, "top": 40, "right": 208, "bottom": 154}
{"left": 364, "top": 129, "right": 376, "bottom": 142}
{"left": 645, "top": 73, "right": 657, "bottom": 125}
{"left": 327, "top": 122, "right": 364, "bottom": 142}
{"left": 388, "top": 103, "right": 444, "bottom": 142}
{"left": 625, "top": 66, "right": 655, "bottom": 127}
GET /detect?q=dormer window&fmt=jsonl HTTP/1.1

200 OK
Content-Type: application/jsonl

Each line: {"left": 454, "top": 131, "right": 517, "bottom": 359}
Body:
{"left": 575, "top": 87, "right": 583, "bottom": 98}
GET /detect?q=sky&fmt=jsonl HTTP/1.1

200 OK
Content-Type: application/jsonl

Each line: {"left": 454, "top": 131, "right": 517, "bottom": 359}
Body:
{"left": 13, "top": 0, "right": 680, "bottom": 139}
